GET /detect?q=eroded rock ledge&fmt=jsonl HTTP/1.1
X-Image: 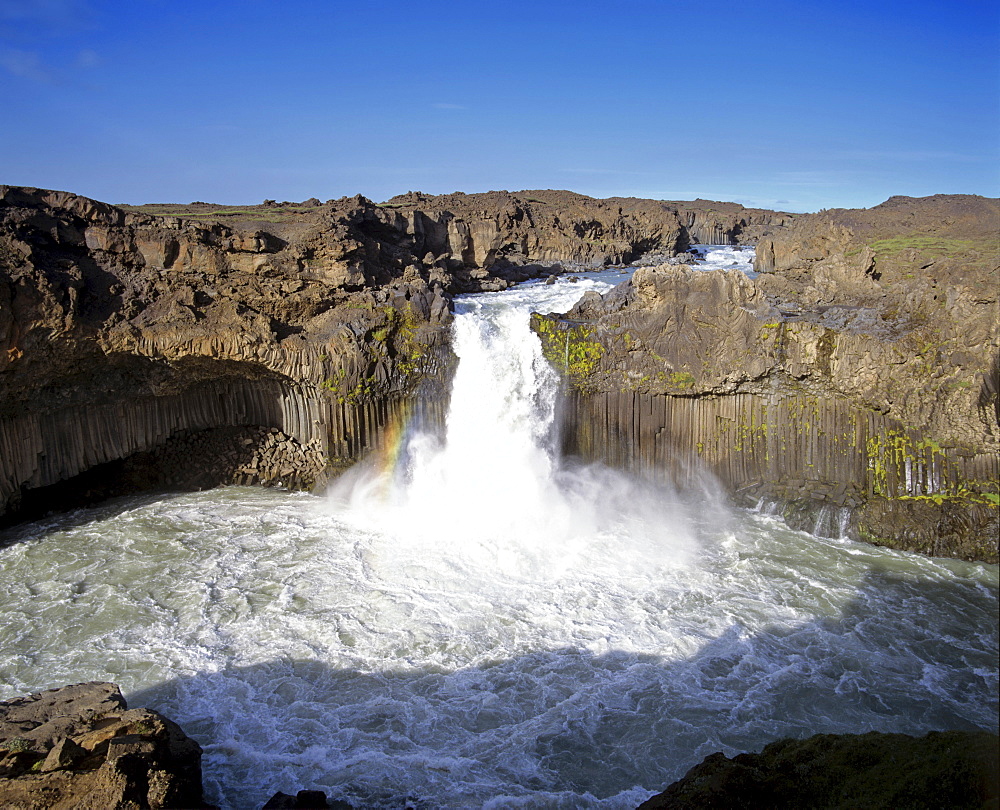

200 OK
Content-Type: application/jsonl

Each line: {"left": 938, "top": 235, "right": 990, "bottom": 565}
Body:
{"left": 0, "top": 682, "right": 205, "bottom": 808}
{"left": 534, "top": 194, "right": 999, "bottom": 561}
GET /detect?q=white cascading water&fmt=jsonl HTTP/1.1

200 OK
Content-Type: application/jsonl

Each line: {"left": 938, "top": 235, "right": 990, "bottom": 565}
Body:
{"left": 0, "top": 257, "right": 996, "bottom": 810}
{"left": 690, "top": 244, "right": 757, "bottom": 277}
{"left": 330, "top": 275, "right": 697, "bottom": 581}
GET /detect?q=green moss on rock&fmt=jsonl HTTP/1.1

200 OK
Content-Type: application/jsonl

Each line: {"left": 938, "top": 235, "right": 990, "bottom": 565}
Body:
{"left": 531, "top": 314, "right": 604, "bottom": 388}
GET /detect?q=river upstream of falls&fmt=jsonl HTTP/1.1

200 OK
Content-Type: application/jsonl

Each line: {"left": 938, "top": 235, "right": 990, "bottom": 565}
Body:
{"left": 1, "top": 255, "right": 998, "bottom": 809}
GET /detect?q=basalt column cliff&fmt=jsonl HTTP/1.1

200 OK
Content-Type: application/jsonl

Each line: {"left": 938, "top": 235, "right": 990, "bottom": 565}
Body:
{"left": 0, "top": 186, "right": 703, "bottom": 524}
{"left": 534, "top": 195, "right": 999, "bottom": 561}
{"left": 3, "top": 186, "right": 996, "bottom": 561}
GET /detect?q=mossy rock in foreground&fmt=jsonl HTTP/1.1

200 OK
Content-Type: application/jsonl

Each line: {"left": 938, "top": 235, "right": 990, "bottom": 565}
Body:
{"left": 638, "top": 730, "right": 999, "bottom": 810}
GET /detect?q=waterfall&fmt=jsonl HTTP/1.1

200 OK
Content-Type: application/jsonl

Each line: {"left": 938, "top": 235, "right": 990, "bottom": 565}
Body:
{"left": 330, "top": 273, "right": 698, "bottom": 575}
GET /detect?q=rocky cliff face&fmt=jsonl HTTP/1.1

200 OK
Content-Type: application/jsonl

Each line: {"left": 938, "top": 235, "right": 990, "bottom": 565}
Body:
{"left": 380, "top": 189, "right": 689, "bottom": 274}
{"left": 0, "top": 186, "right": 463, "bottom": 523}
{"left": 666, "top": 198, "right": 793, "bottom": 246}
{"left": 0, "top": 185, "right": 701, "bottom": 523}
{"left": 378, "top": 190, "right": 787, "bottom": 269}
{"left": 534, "top": 194, "right": 999, "bottom": 561}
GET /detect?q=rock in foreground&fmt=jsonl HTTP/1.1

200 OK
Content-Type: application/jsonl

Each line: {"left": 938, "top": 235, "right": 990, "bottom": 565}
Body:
{"left": 638, "top": 730, "right": 1000, "bottom": 809}
{"left": 0, "top": 682, "right": 205, "bottom": 809}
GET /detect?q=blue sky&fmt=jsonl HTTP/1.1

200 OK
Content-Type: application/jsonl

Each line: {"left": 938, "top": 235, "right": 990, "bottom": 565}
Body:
{"left": 2, "top": 0, "right": 997, "bottom": 211}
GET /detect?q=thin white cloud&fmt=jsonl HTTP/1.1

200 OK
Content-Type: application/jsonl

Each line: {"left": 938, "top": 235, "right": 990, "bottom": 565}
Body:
{"left": 0, "top": 48, "right": 51, "bottom": 82}
{"left": 75, "top": 48, "right": 100, "bottom": 68}
{"left": 0, "top": 0, "right": 90, "bottom": 30}
{"left": 0, "top": 0, "right": 96, "bottom": 82}
{"left": 0, "top": 46, "right": 100, "bottom": 82}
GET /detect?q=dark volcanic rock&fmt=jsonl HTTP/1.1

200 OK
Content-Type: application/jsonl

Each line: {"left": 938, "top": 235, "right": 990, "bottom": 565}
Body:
{"left": 0, "top": 184, "right": 715, "bottom": 524}
{"left": 534, "top": 194, "right": 999, "bottom": 562}
{"left": 637, "top": 730, "right": 1000, "bottom": 809}
{"left": 262, "top": 788, "right": 353, "bottom": 808}
{"left": 0, "top": 186, "right": 458, "bottom": 522}
{"left": 0, "top": 682, "right": 205, "bottom": 809}
{"left": 380, "top": 189, "right": 688, "bottom": 276}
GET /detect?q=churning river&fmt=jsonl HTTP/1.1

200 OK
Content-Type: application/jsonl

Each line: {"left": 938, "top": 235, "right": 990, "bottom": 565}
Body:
{"left": 1, "top": 253, "right": 997, "bottom": 809}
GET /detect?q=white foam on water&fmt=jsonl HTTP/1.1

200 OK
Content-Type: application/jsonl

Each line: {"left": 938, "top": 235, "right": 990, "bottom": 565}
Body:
{"left": 690, "top": 244, "right": 757, "bottom": 278}
{"left": 0, "top": 257, "right": 997, "bottom": 809}
{"left": 329, "top": 274, "right": 700, "bottom": 587}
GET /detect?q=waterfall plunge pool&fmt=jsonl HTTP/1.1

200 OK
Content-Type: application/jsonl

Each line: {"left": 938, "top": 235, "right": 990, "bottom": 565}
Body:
{"left": 1, "top": 257, "right": 996, "bottom": 809}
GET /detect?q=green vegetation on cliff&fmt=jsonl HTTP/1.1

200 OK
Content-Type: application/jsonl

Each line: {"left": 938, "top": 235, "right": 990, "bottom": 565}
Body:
{"left": 866, "top": 430, "right": 999, "bottom": 506}
{"left": 320, "top": 302, "right": 435, "bottom": 406}
{"left": 531, "top": 315, "right": 604, "bottom": 389}
{"left": 869, "top": 235, "right": 978, "bottom": 257}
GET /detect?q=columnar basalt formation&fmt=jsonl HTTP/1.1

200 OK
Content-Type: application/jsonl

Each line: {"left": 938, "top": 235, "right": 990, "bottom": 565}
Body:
{"left": 0, "top": 186, "right": 455, "bottom": 522}
{"left": 667, "top": 198, "right": 794, "bottom": 246}
{"left": 534, "top": 194, "right": 999, "bottom": 562}
{"left": 0, "top": 185, "right": 699, "bottom": 522}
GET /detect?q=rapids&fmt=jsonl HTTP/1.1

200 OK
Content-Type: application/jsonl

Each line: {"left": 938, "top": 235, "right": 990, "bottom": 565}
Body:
{"left": 1, "top": 258, "right": 997, "bottom": 809}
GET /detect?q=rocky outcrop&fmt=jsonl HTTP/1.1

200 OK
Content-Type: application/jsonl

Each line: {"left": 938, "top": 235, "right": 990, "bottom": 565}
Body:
{"left": 667, "top": 198, "right": 793, "bottom": 247}
{"left": 638, "top": 730, "right": 1000, "bottom": 809}
{"left": 0, "top": 682, "right": 206, "bottom": 808}
{"left": 0, "top": 186, "right": 457, "bottom": 522}
{"left": 534, "top": 194, "right": 999, "bottom": 561}
{"left": 379, "top": 191, "right": 790, "bottom": 275}
{"left": 263, "top": 789, "right": 350, "bottom": 809}
{"left": 124, "top": 189, "right": 695, "bottom": 290}
{"left": 377, "top": 189, "right": 689, "bottom": 281}
{"left": 1, "top": 185, "right": 707, "bottom": 522}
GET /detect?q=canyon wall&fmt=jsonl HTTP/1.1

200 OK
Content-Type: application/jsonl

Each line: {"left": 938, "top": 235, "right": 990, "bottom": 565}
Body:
{"left": 0, "top": 185, "right": 698, "bottom": 523}
{"left": 378, "top": 190, "right": 788, "bottom": 266}
{"left": 535, "top": 194, "right": 999, "bottom": 561}
{"left": 666, "top": 198, "right": 794, "bottom": 246}
{"left": 3, "top": 185, "right": 996, "bottom": 561}
{"left": 0, "top": 186, "right": 453, "bottom": 522}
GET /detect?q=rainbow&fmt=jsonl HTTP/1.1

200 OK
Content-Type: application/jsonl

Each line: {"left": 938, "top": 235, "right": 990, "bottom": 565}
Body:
{"left": 369, "top": 401, "right": 416, "bottom": 498}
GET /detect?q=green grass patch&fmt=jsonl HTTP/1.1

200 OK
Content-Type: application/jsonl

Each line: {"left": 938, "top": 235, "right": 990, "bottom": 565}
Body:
{"left": 125, "top": 204, "right": 319, "bottom": 223}
{"left": 868, "top": 236, "right": 977, "bottom": 259}
{"left": 668, "top": 371, "right": 696, "bottom": 389}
